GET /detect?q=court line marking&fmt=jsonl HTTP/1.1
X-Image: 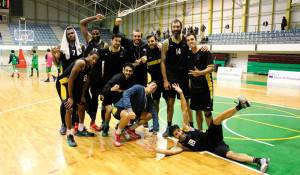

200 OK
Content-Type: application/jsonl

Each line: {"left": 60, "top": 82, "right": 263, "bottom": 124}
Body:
{"left": 216, "top": 95, "right": 300, "bottom": 111}
{"left": 0, "top": 98, "right": 59, "bottom": 114}
{"left": 199, "top": 151, "right": 268, "bottom": 175}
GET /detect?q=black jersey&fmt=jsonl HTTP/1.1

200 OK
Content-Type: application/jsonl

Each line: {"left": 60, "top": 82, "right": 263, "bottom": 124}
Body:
{"left": 187, "top": 50, "right": 214, "bottom": 90}
{"left": 60, "top": 44, "right": 84, "bottom": 73}
{"left": 165, "top": 36, "right": 189, "bottom": 81}
{"left": 58, "top": 58, "right": 91, "bottom": 90}
{"left": 146, "top": 47, "right": 163, "bottom": 82}
{"left": 179, "top": 130, "right": 208, "bottom": 151}
{"left": 100, "top": 46, "right": 129, "bottom": 85}
{"left": 84, "top": 39, "right": 107, "bottom": 57}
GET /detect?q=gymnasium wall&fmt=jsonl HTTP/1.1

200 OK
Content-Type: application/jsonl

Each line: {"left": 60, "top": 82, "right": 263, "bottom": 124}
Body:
{"left": 10, "top": 0, "right": 91, "bottom": 27}
{"left": 103, "top": 0, "right": 300, "bottom": 37}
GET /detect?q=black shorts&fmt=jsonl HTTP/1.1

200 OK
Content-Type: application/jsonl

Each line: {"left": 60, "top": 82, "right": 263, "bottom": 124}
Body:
{"left": 102, "top": 94, "right": 121, "bottom": 106}
{"left": 164, "top": 79, "right": 190, "bottom": 99}
{"left": 152, "top": 82, "right": 167, "bottom": 100}
{"left": 207, "top": 122, "right": 230, "bottom": 158}
{"left": 190, "top": 88, "right": 213, "bottom": 111}
{"left": 112, "top": 106, "right": 141, "bottom": 121}
{"left": 56, "top": 78, "right": 82, "bottom": 107}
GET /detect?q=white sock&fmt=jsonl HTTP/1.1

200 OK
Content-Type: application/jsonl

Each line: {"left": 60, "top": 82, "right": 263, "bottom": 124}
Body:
{"left": 129, "top": 123, "right": 138, "bottom": 130}
{"left": 78, "top": 123, "right": 84, "bottom": 131}
{"left": 67, "top": 129, "right": 72, "bottom": 135}
{"left": 116, "top": 127, "right": 122, "bottom": 135}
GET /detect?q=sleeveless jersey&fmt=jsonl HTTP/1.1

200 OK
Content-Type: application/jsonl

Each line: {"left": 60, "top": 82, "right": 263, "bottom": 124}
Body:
{"left": 60, "top": 44, "right": 84, "bottom": 73}
{"left": 179, "top": 130, "right": 208, "bottom": 151}
{"left": 10, "top": 53, "right": 19, "bottom": 65}
{"left": 32, "top": 54, "right": 39, "bottom": 64}
{"left": 46, "top": 53, "right": 53, "bottom": 68}
{"left": 84, "top": 39, "right": 107, "bottom": 57}
{"left": 166, "top": 36, "right": 189, "bottom": 81}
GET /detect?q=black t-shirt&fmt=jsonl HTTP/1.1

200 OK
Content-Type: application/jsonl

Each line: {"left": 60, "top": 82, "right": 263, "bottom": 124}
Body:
{"left": 60, "top": 45, "right": 84, "bottom": 73}
{"left": 187, "top": 50, "right": 214, "bottom": 90}
{"left": 166, "top": 36, "right": 189, "bottom": 81}
{"left": 179, "top": 130, "right": 208, "bottom": 151}
{"left": 146, "top": 46, "right": 163, "bottom": 82}
{"left": 100, "top": 47, "right": 130, "bottom": 85}
{"left": 84, "top": 39, "right": 107, "bottom": 57}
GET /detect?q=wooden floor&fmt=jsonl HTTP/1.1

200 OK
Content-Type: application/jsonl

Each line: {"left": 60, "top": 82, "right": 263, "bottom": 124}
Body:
{"left": 0, "top": 69, "right": 299, "bottom": 175}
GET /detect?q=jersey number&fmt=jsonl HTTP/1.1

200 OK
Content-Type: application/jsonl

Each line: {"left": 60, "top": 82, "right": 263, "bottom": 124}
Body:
{"left": 83, "top": 75, "right": 87, "bottom": 82}
{"left": 188, "top": 139, "right": 196, "bottom": 146}
{"left": 72, "top": 50, "right": 76, "bottom": 56}
{"left": 93, "top": 48, "right": 98, "bottom": 52}
{"left": 176, "top": 48, "right": 181, "bottom": 55}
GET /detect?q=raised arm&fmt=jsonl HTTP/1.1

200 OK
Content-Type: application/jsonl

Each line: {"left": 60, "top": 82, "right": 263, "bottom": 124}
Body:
{"left": 161, "top": 39, "right": 171, "bottom": 91}
{"left": 80, "top": 14, "right": 104, "bottom": 45}
{"left": 143, "top": 142, "right": 184, "bottom": 156}
{"left": 172, "top": 84, "right": 194, "bottom": 131}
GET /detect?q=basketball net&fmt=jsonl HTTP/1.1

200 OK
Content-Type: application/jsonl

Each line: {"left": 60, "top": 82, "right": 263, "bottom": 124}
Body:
{"left": 23, "top": 38, "right": 27, "bottom": 44}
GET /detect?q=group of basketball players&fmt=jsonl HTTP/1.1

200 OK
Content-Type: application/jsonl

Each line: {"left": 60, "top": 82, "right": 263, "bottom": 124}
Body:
{"left": 51, "top": 13, "right": 269, "bottom": 173}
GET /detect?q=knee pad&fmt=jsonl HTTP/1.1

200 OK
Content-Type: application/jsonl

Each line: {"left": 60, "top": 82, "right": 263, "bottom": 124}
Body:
{"left": 204, "top": 112, "right": 212, "bottom": 118}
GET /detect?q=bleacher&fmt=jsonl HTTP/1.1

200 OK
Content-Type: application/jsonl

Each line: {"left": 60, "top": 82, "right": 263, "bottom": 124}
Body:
{"left": 208, "top": 29, "right": 300, "bottom": 45}
{"left": 60, "top": 26, "right": 112, "bottom": 45}
{"left": 7, "top": 23, "right": 60, "bottom": 46}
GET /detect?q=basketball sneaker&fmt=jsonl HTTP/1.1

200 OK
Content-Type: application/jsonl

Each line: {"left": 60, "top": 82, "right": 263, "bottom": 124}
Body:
{"left": 102, "top": 125, "right": 109, "bottom": 137}
{"left": 76, "top": 127, "right": 95, "bottom": 137}
{"left": 67, "top": 134, "right": 77, "bottom": 147}
{"left": 162, "top": 127, "right": 169, "bottom": 137}
{"left": 90, "top": 121, "right": 101, "bottom": 131}
{"left": 114, "top": 131, "right": 121, "bottom": 147}
{"left": 100, "top": 121, "right": 105, "bottom": 130}
{"left": 143, "top": 122, "right": 149, "bottom": 128}
{"left": 60, "top": 124, "right": 66, "bottom": 135}
{"left": 44, "top": 79, "right": 50, "bottom": 82}
{"left": 125, "top": 128, "right": 141, "bottom": 139}
{"left": 259, "top": 158, "right": 270, "bottom": 173}
{"left": 237, "top": 95, "right": 251, "bottom": 109}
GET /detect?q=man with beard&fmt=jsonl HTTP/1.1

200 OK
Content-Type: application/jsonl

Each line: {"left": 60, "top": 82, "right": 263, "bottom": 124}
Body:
{"left": 143, "top": 84, "right": 270, "bottom": 174}
{"left": 52, "top": 26, "right": 85, "bottom": 135}
{"left": 113, "top": 18, "right": 148, "bottom": 87}
{"left": 56, "top": 51, "right": 99, "bottom": 147}
{"left": 145, "top": 34, "right": 165, "bottom": 131}
{"left": 101, "top": 63, "right": 136, "bottom": 137}
{"left": 186, "top": 33, "right": 214, "bottom": 131}
{"left": 161, "top": 19, "right": 208, "bottom": 137}
{"left": 80, "top": 14, "right": 109, "bottom": 131}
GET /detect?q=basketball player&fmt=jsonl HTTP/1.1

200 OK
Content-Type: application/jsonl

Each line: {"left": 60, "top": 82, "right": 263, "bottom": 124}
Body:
{"left": 80, "top": 13, "right": 108, "bottom": 131}
{"left": 186, "top": 33, "right": 214, "bottom": 130}
{"left": 143, "top": 84, "right": 270, "bottom": 173}
{"left": 52, "top": 26, "right": 85, "bottom": 135}
{"left": 29, "top": 49, "right": 39, "bottom": 77}
{"left": 45, "top": 48, "right": 56, "bottom": 82}
{"left": 8, "top": 50, "right": 20, "bottom": 78}
{"left": 56, "top": 51, "right": 99, "bottom": 147}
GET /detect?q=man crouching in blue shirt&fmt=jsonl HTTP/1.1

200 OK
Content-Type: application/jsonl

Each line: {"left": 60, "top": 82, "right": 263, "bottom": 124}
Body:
{"left": 112, "top": 81, "right": 159, "bottom": 147}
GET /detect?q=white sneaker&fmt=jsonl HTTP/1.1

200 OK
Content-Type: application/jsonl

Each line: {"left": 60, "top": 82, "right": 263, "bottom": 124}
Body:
{"left": 237, "top": 95, "right": 251, "bottom": 108}
{"left": 259, "top": 158, "right": 270, "bottom": 173}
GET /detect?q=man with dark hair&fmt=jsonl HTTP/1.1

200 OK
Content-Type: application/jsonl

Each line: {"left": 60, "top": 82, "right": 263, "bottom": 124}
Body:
{"left": 101, "top": 62, "right": 136, "bottom": 137}
{"left": 29, "top": 49, "right": 39, "bottom": 77}
{"left": 52, "top": 26, "right": 85, "bottom": 135}
{"left": 144, "top": 84, "right": 270, "bottom": 173}
{"left": 281, "top": 16, "right": 287, "bottom": 31}
{"left": 45, "top": 48, "right": 56, "bottom": 82}
{"left": 186, "top": 33, "right": 214, "bottom": 130}
{"left": 56, "top": 51, "right": 99, "bottom": 147}
{"left": 80, "top": 13, "right": 109, "bottom": 131}
{"left": 145, "top": 34, "right": 165, "bottom": 130}
{"left": 113, "top": 18, "right": 148, "bottom": 87}
{"left": 112, "top": 81, "right": 160, "bottom": 147}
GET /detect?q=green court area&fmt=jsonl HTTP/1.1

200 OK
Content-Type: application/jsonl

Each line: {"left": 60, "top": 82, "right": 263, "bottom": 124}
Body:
{"left": 155, "top": 96, "right": 300, "bottom": 175}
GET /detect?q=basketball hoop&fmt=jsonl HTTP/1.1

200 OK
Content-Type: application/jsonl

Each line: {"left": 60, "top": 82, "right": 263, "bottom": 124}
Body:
{"left": 23, "top": 38, "right": 27, "bottom": 44}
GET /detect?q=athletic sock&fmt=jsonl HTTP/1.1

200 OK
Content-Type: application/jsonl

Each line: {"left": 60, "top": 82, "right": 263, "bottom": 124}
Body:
{"left": 167, "top": 121, "right": 172, "bottom": 127}
{"left": 67, "top": 129, "right": 72, "bottom": 135}
{"left": 189, "top": 122, "right": 194, "bottom": 128}
{"left": 116, "top": 127, "right": 122, "bottom": 134}
{"left": 105, "top": 121, "right": 109, "bottom": 127}
{"left": 253, "top": 158, "right": 261, "bottom": 164}
{"left": 235, "top": 103, "right": 243, "bottom": 111}
{"left": 78, "top": 123, "right": 84, "bottom": 131}
{"left": 90, "top": 115, "right": 96, "bottom": 122}
{"left": 129, "top": 123, "right": 138, "bottom": 130}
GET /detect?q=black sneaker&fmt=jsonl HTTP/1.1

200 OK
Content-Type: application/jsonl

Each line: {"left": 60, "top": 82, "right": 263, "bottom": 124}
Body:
{"left": 60, "top": 124, "right": 66, "bottom": 135}
{"left": 259, "top": 158, "right": 270, "bottom": 173}
{"left": 162, "top": 127, "right": 169, "bottom": 137}
{"left": 44, "top": 79, "right": 50, "bottom": 82}
{"left": 67, "top": 134, "right": 77, "bottom": 147}
{"left": 237, "top": 95, "right": 251, "bottom": 108}
{"left": 76, "top": 127, "right": 95, "bottom": 137}
{"left": 102, "top": 125, "right": 109, "bottom": 137}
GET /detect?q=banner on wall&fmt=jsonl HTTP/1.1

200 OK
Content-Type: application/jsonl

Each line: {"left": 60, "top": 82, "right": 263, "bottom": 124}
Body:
{"left": 267, "top": 70, "right": 300, "bottom": 88}
{"left": 217, "top": 67, "right": 243, "bottom": 80}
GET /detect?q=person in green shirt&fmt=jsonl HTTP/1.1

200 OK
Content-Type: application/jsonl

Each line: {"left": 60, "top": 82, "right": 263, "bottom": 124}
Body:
{"left": 8, "top": 50, "right": 20, "bottom": 78}
{"left": 29, "top": 49, "right": 39, "bottom": 77}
